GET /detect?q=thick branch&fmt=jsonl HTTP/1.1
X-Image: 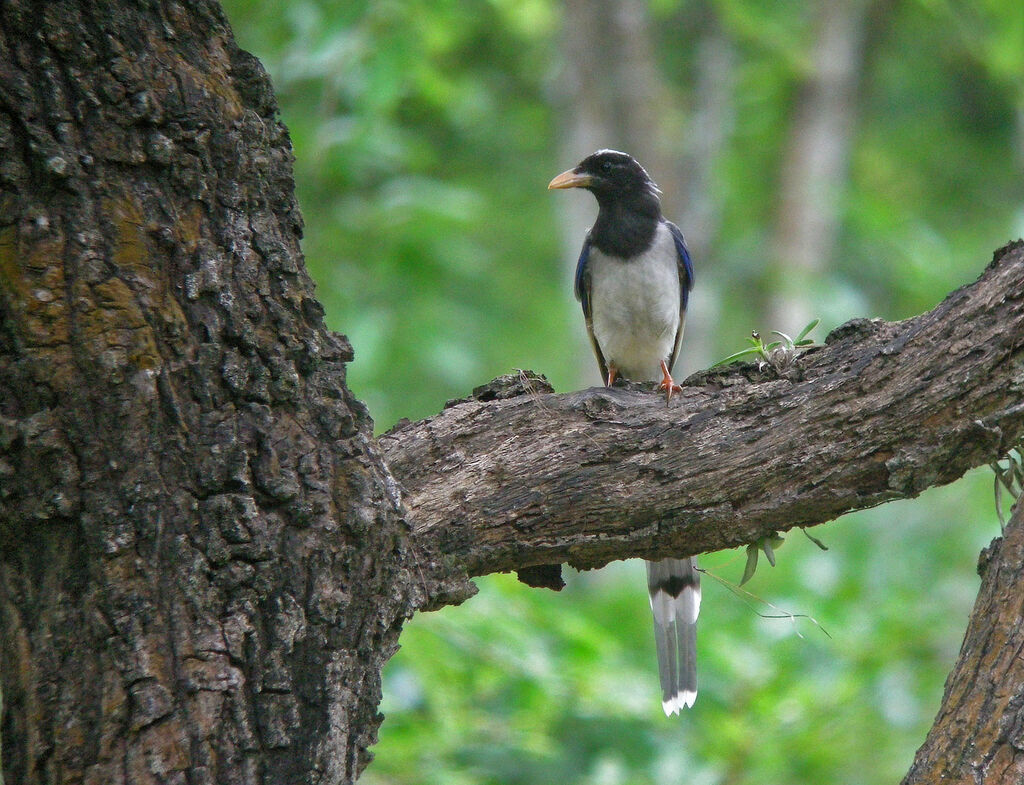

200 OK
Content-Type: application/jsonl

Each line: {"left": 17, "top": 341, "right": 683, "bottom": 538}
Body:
{"left": 381, "top": 242, "right": 1024, "bottom": 577}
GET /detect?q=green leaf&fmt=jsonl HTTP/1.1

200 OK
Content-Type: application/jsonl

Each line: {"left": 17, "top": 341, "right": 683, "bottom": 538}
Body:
{"left": 740, "top": 544, "right": 759, "bottom": 585}
{"left": 796, "top": 318, "right": 821, "bottom": 344}
{"left": 712, "top": 347, "right": 762, "bottom": 367}
{"left": 771, "top": 330, "right": 794, "bottom": 347}
{"left": 994, "top": 469, "right": 1007, "bottom": 528}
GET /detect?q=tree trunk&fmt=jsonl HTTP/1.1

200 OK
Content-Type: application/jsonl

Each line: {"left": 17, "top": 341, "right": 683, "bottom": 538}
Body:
{"left": 902, "top": 499, "right": 1024, "bottom": 784}
{"left": 553, "top": 0, "right": 735, "bottom": 375}
{"left": 767, "top": 0, "right": 871, "bottom": 334}
{"left": 0, "top": 3, "right": 462, "bottom": 782}
{"left": 555, "top": 0, "right": 683, "bottom": 381}
{"left": 3, "top": 3, "right": 1024, "bottom": 784}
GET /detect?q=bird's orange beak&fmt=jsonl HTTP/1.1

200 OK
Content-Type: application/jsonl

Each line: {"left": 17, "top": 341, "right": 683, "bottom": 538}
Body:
{"left": 548, "top": 169, "right": 593, "bottom": 190}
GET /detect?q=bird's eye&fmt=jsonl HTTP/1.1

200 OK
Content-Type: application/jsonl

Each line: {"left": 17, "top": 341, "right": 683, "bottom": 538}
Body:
{"left": 601, "top": 161, "right": 613, "bottom": 173}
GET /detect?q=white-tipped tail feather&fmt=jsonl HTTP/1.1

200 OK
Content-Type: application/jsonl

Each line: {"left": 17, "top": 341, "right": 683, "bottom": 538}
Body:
{"left": 646, "top": 557, "right": 701, "bottom": 715}
{"left": 662, "top": 689, "right": 698, "bottom": 716}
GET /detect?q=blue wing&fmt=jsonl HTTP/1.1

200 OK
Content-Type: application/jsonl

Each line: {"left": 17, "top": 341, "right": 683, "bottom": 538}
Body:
{"left": 573, "top": 234, "right": 593, "bottom": 318}
{"left": 665, "top": 221, "right": 694, "bottom": 372}
{"left": 573, "top": 234, "right": 609, "bottom": 383}
{"left": 666, "top": 221, "right": 693, "bottom": 311}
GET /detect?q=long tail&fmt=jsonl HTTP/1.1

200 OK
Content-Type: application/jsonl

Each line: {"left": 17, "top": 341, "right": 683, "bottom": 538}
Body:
{"left": 646, "top": 557, "right": 701, "bottom": 715}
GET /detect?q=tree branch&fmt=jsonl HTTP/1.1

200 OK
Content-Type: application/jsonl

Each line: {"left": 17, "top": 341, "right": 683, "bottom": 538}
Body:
{"left": 381, "top": 242, "right": 1024, "bottom": 579}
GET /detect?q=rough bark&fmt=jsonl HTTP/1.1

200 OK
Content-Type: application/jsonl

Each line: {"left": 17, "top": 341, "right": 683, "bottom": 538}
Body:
{"left": 0, "top": 3, "right": 462, "bottom": 783}
{"left": 382, "top": 242, "right": 1024, "bottom": 576}
{"left": 902, "top": 500, "right": 1024, "bottom": 784}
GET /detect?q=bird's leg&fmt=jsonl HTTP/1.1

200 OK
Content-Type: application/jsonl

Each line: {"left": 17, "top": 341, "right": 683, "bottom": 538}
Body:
{"left": 606, "top": 365, "right": 618, "bottom": 387}
{"left": 658, "top": 360, "right": 682, "bottom": 402}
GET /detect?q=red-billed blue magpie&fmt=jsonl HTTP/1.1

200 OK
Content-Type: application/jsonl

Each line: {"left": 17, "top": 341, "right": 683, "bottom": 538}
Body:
{"left": 549, "top": 150, "right": 699, "bottom": 715}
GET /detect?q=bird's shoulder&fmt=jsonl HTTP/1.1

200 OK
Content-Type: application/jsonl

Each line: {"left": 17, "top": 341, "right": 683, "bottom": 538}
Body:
{"left": 574, "top": 232, "right": 593, "bottom": 308}
{"left": 664, "top": 219, "right": 694, "bottom": 291}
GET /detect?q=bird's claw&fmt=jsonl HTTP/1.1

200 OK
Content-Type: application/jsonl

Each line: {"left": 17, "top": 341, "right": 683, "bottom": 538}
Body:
{"left": 658, "top": 378, "right": 683, "bottom": 402}
{"left": 658, "top": 360, "right": 681, "bottom": 402}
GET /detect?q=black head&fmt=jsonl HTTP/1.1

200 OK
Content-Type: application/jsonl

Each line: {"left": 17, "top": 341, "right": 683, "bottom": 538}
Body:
{"left": 548, "top": 149, "right": 660, "bottom": 206}
{"left": 549, "top": 150, "right": 663, "bottom": 255}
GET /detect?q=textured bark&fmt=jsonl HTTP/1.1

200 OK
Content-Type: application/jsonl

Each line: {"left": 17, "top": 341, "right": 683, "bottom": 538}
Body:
{"left": 902, "top": 501, "right": 1024, "bottom": 784}
{"left": 382, "top": 243, "right": 1024, "bottom": 576}
{"left": 0, "top": 3, "right": 463, "bottom": 783}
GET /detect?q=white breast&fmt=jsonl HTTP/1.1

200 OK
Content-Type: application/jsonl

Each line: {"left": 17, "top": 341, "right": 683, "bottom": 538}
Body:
{"left": 588, "top": 222, "right": 681, "bottom": 382}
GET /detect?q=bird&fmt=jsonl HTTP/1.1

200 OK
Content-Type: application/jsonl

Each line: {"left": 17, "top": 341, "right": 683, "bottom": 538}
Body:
{"left": 549, "top": 149, "right": 699, "bottom": 715}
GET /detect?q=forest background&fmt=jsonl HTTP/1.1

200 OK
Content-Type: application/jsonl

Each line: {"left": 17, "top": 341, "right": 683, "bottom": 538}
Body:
{"left": 221, "top": 1, "right": 1024, "bottom": 783}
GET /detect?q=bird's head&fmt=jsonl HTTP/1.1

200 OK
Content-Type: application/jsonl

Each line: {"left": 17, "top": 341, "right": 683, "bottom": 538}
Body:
{"left": 548, "top": 150, "right": 660, "bottom": 205}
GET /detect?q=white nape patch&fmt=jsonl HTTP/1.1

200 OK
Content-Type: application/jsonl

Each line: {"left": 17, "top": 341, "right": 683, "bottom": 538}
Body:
{"left": 588, "top": 222, "right": 681, "bottom": 381}
{"left": 679, "top": 584, "right": 702, "bottom": 625}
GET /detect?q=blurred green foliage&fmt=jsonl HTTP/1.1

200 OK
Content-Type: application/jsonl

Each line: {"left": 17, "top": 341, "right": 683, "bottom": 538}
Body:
{"left": 223, "top": 1, "right": 1023, "bottom": 783}
{"left": 223, "top": 0, "right": 569, "bottom": 428}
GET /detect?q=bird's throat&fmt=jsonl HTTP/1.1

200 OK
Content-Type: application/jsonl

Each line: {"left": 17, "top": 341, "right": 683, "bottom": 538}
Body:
{"left": 590, "top": 194, "right": 661, "bottom": 258}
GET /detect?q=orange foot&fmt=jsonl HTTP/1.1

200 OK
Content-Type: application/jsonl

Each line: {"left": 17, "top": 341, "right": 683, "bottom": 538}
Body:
{"left": 606, "top": 365, "right": 618, "bottom": 387}
{"left": 658, "top": 360, "right": 682, "bottom": 402}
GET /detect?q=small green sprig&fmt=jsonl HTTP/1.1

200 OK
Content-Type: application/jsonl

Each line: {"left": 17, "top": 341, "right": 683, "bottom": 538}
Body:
{"left": 740, "top": 534, "right": 786, "bottom": 585}
{"left": 739, "top": 528, "right": 828, "bottom": 585}
{"left": 713, "top": 318, "right": 821, "bottom": 368}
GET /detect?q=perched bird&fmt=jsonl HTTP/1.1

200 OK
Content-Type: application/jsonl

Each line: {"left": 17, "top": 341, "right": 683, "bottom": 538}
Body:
{"left": 549, "top": 149, "right": 699, "bottom": 715}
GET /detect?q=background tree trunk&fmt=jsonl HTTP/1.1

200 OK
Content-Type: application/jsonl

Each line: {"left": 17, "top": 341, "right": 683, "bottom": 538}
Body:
{"left": 0, "top": 3, "right": 454, "bottom": 782}
{"left": 767, "top": 0, "right": 871, "bottom": 334}
{"left": 556, "top": 0, "right": 670, "bottom": 237}
{"left": 554, "top": 0, "right": 733, "bottom": 378}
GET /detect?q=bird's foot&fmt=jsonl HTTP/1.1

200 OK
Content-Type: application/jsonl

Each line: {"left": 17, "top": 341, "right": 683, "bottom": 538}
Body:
{"left": 658, "top": 361, "right": 682, "bottom": 402}
{"left": 606, "top": 366, "right": 618, "bottom": 387}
